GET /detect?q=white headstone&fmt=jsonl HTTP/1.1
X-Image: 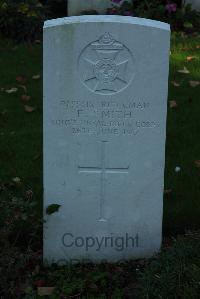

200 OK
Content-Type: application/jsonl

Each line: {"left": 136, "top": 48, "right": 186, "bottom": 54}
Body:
{"left": 43, "top": 16, "right": 170, "bottom": 264}
{"left": 68, "top": 0, "right": 132, "bottom": 16}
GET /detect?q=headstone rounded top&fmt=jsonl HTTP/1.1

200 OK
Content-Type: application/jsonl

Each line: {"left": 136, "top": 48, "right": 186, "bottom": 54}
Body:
{"left": 44, "top": 15, "right": 170, "bottom": 31}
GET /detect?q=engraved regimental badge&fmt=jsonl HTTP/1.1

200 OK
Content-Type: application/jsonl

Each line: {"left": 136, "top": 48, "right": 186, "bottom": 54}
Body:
{"left": 79, "top": 33, "right": 135, "bottom": 95}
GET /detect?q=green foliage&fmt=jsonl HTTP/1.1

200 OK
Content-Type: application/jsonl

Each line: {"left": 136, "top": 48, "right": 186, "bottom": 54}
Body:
{"left": 0, "top": 183, "right": 41, "bottom": 249}
{"left": 108, "top": 0, "right": 200, "bottom": 32}
{"left": 38, "top": 235, "right": 200, "bottom": 298}
{"left": 45, "top": 263, "right": 135, "bottom": 298}
{"left": 0, "top": 183, "right": 42, "bottom": 298}
{"left": 42, "top": 0, "right": 67, "bottom": 18}
{"left": 0, "top": 0, "right": 45, "bottom": 41}
{"left": 0, "top": 0, "right": 68, "bottom": 41}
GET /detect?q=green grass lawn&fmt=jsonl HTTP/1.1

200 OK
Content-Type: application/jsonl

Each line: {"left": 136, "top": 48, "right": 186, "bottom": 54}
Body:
{"left": 164, "top": 33, "right": 200, "bottom": 234}
{"left": 0, "top": 33, "right": 200, "bottom": 234}
{"left": 0, "top": 39, "right": 42, "bottom": 208}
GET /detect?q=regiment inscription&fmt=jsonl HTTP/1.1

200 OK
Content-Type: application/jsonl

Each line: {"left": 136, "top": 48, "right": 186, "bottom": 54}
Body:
{"left": 51, "top": 99, "right": 159, "bottom": 136}
{"left": 78, "top": 32, "right": 135, "bottom": 95}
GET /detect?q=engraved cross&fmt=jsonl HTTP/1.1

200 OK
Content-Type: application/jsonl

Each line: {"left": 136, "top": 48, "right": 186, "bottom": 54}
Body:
{"left": 78, "top": 141, "right": 129, "bottom": 222}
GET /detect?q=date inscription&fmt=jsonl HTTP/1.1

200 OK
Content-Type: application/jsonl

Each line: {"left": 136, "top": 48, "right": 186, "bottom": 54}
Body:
{"left": 50, "top": 99, "right": 159, "bottom": 136}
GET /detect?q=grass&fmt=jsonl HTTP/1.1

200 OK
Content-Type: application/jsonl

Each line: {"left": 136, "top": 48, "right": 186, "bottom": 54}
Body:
{"left": 0, "top": 33, "right": 200, "bottom": 298}
{"left": 0, "top": 39, "right": 42, "bottom": 209}
{"left": 138, "top": 232, "right": 200, "bottom": 299}
{"left": 31, "top": 233, "right": 200, "bottom": 298}
{"left": 164, "top": 33, "right": 200, "bottom": 234}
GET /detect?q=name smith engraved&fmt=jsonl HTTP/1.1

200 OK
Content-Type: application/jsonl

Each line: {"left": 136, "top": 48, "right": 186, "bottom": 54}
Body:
{"left": 50, "top": 99, "right": 159, "bottom": 136}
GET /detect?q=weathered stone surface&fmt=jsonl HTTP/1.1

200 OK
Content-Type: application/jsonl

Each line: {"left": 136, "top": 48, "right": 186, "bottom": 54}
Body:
{"left": 43, "top": 16, "right": 170, "bottom": 264}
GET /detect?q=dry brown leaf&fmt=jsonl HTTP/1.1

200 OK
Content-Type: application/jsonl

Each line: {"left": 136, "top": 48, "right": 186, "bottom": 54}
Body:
{"left": 186, "top": 56, "right": 196, "bottom": 61}
{"left": 32, "top": 74, "right": 40, "bottom": 80}
{"left": 24, "top": 105, "right": 36, "bottom": 113}
{"left": 33, "top": 152, "right": 41, "bottom": 161}
{"left": 21, "top": 95, "right": 31, "bottom": 102}
{"left": 164, "top": 189, "right": 172, "bottom": 195}
{"left": 5, "top": 87, "right": 18, "bottom": 94}
{"left": 37, "top": 287, "right": 55, "bottom": 296}
{"left": 12, "top": 177, "right": 21, "bottom": 184}
{"left": 16, "top": 75, "right": 27, "bottom": 83}
{"left": 194, "top": 160, "right": 200, "bottom": 168}
{"left": 171, "top": 81, "right": 180, "bottom": 87}
{"left": 18, "top": 85, "right": 27, "bottom": 93}
{"left": 177, "top": 66, "right": 190, "bottom": 74}
{"left": 181, "top": 47, "right": 190, "bottom": 51}
{"left": 189, "top": 80, "right": 200, "bottom": 87}
{"left": 169, "top": 100, "right": 177, "bottom": 108}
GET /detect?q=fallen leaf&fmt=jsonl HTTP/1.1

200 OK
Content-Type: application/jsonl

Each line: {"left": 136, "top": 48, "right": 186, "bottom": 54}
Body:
{"left": 177, "top": 66, "right": 190, "bottom": 74}
{"left": 16, "top": 75, "right": 27, "bottom": 83}
{"left": 21, "top": 95, "right": 31, "bottom": 103}
{"left": 164, "top": 189, "right": 172, "bottom": 195}
{"left": 171, "top": 81, "right": 180, "bottom": 87}
{"left": 186, "top": 56, "right": 196, "bottom": 61}
{"left": 32, "top": 74, "right": 40, "bottom": 80}
{"left": 181, "top": 47, "right": 190, "bottom": 51}
{"left": 46, "top": 204, "right": 61, "bottom": 215}
{"left": 12, "top": 177, "right": 21, "bottom": 184}
{"left": 196, "top": 45, "right": 200, "bottom": 49}
{"left": 24, "top": 105, "right": 36, "bottom": 113}
{"left": 180, "top": 31, "right": 186, "bottom": 38}
{"left": 169, "top": 100, "right": 177, "bottom": 108}
{"left": 194, "top": 160, "right": 200, "bottom": 168}
{"left": 189, "top": 80, "right": 200, "bottom": 87}
{"left": 183, "top": 22, "right": 193, "bottom": 29}
{"left": 25, "top": 189, "right": 33, "bottom": 200}
{"left": 34, "top": 279, "right": 46, "bottom": 287}
{"left": 37, "top": 287, "right": 55, "bottom": 296}
{"left": 5, "top": 87, "right": 18, "bottom": 94}
{"left": 175, "top": 166, "right": 181, "bottom": 172}
{"left": 33, "top": 152, "right": 41, "bottom": 160}
{"left": 18, "top": 85, "right": 27, "bottom": 93}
